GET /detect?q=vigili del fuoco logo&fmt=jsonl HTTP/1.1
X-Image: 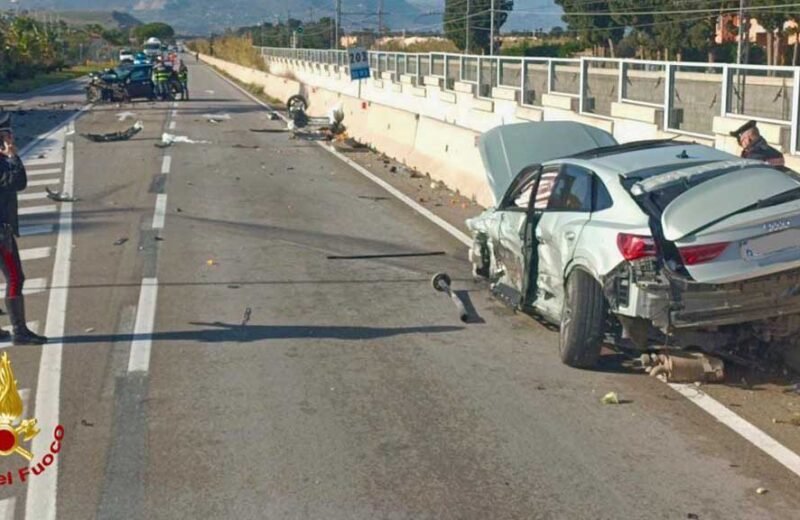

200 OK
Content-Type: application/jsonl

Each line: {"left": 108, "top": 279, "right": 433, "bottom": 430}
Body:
{"left": 0, "top": 352, "right": 65, "bottom": 486}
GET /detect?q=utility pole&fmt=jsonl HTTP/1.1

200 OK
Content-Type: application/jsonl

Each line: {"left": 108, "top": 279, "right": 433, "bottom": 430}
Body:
{"left": 335, "top": 0, "right": 341, "bottom": 49}
{"left": 489, "top": 0, "right": 495, "bottom": 56}
{"left": 736, "top": 0, "right": 746, "bottom": 65}
{"left": 465, "top": 0, "right": 470, "bottom": 54}
{"left": 378, "top": 0, "right": 384, "bottom": 38}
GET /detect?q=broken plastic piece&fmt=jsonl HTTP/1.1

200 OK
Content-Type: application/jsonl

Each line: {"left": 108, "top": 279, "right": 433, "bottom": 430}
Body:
{"left": 113, "top": 237, "right": 128, "bottom": 246}
{"left": 45, "top": 187, "right": 78, "bottom": 202}
{"left": 601, "top": 392, "right": 620, "bottom": 405}
{"left": 82, "top": 121, "right": 143, "bottom": 142}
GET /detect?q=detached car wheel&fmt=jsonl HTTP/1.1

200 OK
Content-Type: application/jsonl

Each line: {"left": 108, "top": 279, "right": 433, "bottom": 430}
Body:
{"left": 559, "top": 269, "right": 605, "bottom": 368}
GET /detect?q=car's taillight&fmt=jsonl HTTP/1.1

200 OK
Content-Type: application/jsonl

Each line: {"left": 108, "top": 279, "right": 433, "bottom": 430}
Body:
{"left": 678, "top": 242, "right": 729, "bottom": 265}
{"left": 617, "top": 233, "right": 657, "bottom": 261}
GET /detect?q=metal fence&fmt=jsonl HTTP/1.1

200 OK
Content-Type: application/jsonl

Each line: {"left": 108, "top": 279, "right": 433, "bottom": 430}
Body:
{"left": 259, "top": 47, "right": 800, "bottom": 155}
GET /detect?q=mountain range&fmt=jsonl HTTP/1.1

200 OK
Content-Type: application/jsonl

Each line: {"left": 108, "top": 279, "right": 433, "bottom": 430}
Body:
{"left": 0, "top": 1, "right": 563, "bottom": 35}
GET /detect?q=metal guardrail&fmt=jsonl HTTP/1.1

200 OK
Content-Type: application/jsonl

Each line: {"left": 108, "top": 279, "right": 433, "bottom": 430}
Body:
{"left": 258, "top": 46, "right": 800, "bottom": 155}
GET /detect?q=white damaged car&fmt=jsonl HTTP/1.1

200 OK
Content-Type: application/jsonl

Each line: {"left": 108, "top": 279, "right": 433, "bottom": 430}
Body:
{"left": 468, "top": 121, "right": 800, "bottom": 371}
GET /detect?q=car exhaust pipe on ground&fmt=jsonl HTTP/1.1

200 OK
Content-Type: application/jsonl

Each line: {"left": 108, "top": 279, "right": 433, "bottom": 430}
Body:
{"left": 639, "top": 352, "right": 725, "bottom": 383}
{"left": 431, "top": 272, "right": 469, "bottom": 323}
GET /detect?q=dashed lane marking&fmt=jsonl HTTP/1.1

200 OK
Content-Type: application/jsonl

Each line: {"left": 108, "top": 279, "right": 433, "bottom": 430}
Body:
{"left": 152, "top": 194, "right": 167, "bottom": 230}
{"left": 21, "top": 247, "right": 52, "bottom": 261}
{"left": 0, "top": 277, "right": 48, "bottom": 296}
{"left": 20, "top": 224, "right": 55, "bottom": 236}
{"left": 127, "top": 278, "right": 159, "bottom": 373}
{"left": 21, "top": 159, "right": 61, "bottom": 168}
{"left": 168, "top": 121, "right": 176, "bottom": 130}
{"left": 19, "top": 205, "right": 57, "bottom": 216}
{"left": 27, "top": 178, "right": 60, "bottom": 187}
{"left": 19, "top": 192, "right": 48, "bottom": 201}
{"left": 161, "top": 155, "right": 172, "bottom": 174}
{"left": 25, "top": 168, "right": 62, "bottom": 176}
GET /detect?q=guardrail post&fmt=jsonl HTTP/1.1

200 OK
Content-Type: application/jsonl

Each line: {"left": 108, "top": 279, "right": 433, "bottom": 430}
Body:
{"left": 792, "top": 68, "right": 800, "bottom": 155}
{"left": 664, "top": 62, "right": 675, "bottom": 131}
{"left": 521, "top": 59, "right": 527, "bottom": 101}
{"left": 720, "top": 64, "right": 730, "bottom": 117}
{"left": 579, "top": 58, "right": 587, "bottom": 113}
{"left": 547, "top": 59, "right": 554, "bottom": 93}
{"left": 618, "top": 61, "right": 626, "bottom": 103}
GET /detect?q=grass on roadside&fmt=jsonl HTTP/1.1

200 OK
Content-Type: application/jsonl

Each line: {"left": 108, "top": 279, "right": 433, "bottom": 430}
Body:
{"left": 0, "top": 61, "right": 115, "bottom": 94}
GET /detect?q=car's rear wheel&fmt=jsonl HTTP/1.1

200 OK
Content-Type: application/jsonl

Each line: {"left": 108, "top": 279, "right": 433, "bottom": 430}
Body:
{"left": 559, "top": 269, "right": 605, "bottom": 368}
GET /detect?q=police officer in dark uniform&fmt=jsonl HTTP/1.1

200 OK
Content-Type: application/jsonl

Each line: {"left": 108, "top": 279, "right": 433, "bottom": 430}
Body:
{"left": 730, "top": 120, "right": 785, "bottom": 166}
{"left": 0, "top": 113, "right": 48, "bottom": 345}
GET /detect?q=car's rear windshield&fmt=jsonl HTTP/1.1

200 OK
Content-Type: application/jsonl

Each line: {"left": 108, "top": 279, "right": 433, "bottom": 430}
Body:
{"left": 622, "top": 161, "right": 800, "bottom": 215}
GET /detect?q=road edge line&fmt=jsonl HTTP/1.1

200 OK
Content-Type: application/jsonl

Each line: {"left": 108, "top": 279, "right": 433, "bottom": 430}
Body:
{"left": 24, "top": 107, "right": 86, "bottom": 520}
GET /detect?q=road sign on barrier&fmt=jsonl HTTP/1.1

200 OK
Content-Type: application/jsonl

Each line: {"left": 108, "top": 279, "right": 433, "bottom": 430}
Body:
{"left": 348, "top": 47, "right": 370, "bottom": 81}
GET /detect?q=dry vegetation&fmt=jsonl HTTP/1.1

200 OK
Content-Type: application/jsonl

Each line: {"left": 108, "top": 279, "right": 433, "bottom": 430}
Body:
{"left": 191, "top": 36, "right": 268, "bottom": 72}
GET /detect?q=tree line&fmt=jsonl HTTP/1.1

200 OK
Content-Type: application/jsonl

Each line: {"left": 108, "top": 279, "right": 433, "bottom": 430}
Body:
{"left": 554, "top": 0, "right": 800, "bottom": 65}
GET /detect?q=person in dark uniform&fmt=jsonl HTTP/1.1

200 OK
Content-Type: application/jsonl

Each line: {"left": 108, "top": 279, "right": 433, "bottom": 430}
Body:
{"left": 0, "top": 113, "right": 48, "bottom": 345}
{"left": 730, "top": 119, "right": 785, "bottom": 166}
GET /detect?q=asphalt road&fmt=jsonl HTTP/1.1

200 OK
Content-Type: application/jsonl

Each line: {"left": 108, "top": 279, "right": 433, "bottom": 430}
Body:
{"left": 1, "top": 57, "right": 799, "bottom": 519}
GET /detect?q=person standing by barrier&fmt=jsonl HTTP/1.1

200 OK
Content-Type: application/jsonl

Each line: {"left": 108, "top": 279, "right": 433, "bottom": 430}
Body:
{"left": 178, "top": 62, "right": 189, "bottom": 101}
{"left": 730, "top": 120, "right": 785, "bottom": 166}
{"left": 0, "top": 113, "right": 47, "bottom": 345}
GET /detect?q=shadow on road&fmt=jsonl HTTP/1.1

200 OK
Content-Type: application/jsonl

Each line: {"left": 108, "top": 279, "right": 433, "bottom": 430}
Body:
{"left": 56, "top": 322, "right": 464, "bottom": 344}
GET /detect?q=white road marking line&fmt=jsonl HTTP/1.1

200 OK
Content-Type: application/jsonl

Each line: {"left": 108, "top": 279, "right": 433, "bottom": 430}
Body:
{"left": 28, "top": 178, "right": 60, "bottom": 187}
{"left": 19, "top": 224, "right": 54, "bottom": 236}
{"left": 26, "top": 168, "right": 62, "bottom": 177}
{"left": 26, "top": 113, "right": 84, "bottom": 520}
{"left": 21, "top": 247, "right": 52, "bottom": 261}
{"left": 0, "top": 498, "right": 15, "bottom": 520}
{"left": 19, "top": 192, "right": 48, "bottom": 201}
{"left": 168, "top": 120, "right": 176, "bottom": 130}
{"left": 19, "top": 205, "right": 57, "bottom": 216}
{"left": 171, "top": 109, "right": 177, "bottom": 117}
{"left": 152, "top": 194, "right": 167, "bottom": 229}
{"left": 212, "top": 63, "right": 800, "bottom": 478}
{"left": 20, "top": 387, "right": 31, "bottom": 411}
{"left": 161, "top": 155, "right": 172, "bottom": 174}
{"left": 127, "top": 278, "right": 159, "bottom": 373}
{"left": 670, "top": 383, "right": 800, "bottom": 478}
{"left": 21, "top": 159, "right": 61, "bottom": 168}
{"left": 0, "top": 277, "right": 47, "bottom": 296}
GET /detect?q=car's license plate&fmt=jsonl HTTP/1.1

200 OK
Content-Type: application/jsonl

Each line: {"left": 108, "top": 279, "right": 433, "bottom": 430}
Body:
{"left": 740, "top": 229, "right": 800, "bottom": 260}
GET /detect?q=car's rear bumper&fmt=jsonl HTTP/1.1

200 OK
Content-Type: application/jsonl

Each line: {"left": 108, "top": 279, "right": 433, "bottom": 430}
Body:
{"left": 668, "top": 266, "right": 800, "bottom": 328}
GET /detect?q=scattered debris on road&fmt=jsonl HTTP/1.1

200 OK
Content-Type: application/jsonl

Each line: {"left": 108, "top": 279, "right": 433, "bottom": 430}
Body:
{"left": 431, "top": 272, "right": 469, "bottom": 323}
{"left": 232, "top": 144, "right": 260, "bottom": 149}
{"left": 241, "top": 307, "right": 252, "bottom": 327}
{"left": 45, "top": 186, "right": 79, "bottom": 202}
{"left": 80, "top": 419, "right": 95, "bottom": 427}
{"left": 357, "top": 195, "right": 390, "bottom": 201}
{"left": 155, "top": 132, "right": 210, "bottom": 148}
{"left": 601, "top": 392, "right": 621, "bottom": 405}
{"left": 772, "top": 413, "right": 800, "bottom": 426}
{"left": 639, "top": 352, "right": 725, "bottom": 383}
{"left": 84, "top": 327, "right": 95, "bottom": 333}
{"left": 327, "top": 251, "right": 445, "bottom": 260}
{"left": 756, "top": 487, "right": 769, "bottom": 495}
{"left": 206, "top": 259, "right": 216, "bottom": 266}
{"left": 113, "top": 237, "right": 128, "bottom": 246}
{"left": 82, "top": 121, "right": 143, "bottom": 142}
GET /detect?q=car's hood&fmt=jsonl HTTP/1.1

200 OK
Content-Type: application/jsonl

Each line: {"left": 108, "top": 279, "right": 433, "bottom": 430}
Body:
{"left": 478, "top": 121, "right": 617, "bottom": 204}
